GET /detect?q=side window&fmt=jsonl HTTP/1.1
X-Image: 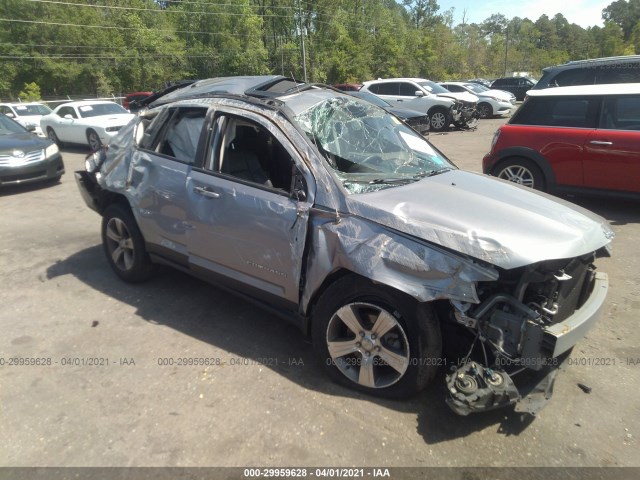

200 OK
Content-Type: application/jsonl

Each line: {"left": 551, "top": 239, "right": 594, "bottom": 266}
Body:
{"left": 600, "top": 95, "right": 640, "bottom": 130}
{"left": 552, "top": 69, "right": 596, "bottom": 87}
{"left": 597, "top": 65, "right": 640, "bottom": 84}
{"left": 512, "top": 97, "right": 598, "bottom": 128}
{"left": 398, "top": 82, "right": 417, "bottom": 96}
{"left": 368, "top": 84, "right": 380, "bottom": 94}
{"left": 59, "top": 107, "right": 78, "bottom": 118}
{"left": 207, "top": 115, "right": 294, "bottom": 193}
{"left": 153, "top": 107, "right": 207, "bottom": 164}
{"left": 375, "top": 83, "right": 399, "bottom": 95}
{"left": 0, "top": 106, "right": 9, "bottom": 115}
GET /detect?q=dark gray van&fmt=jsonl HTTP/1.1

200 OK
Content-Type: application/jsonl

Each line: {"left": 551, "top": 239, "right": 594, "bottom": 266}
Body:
{"left": 532, "top": 55, "right": 640, "bottom": 90}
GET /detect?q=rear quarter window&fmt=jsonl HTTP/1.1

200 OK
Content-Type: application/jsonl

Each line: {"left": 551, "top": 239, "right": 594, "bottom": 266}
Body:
{"left": 550, "top": 69, "right": 596, "bottom": 87}
{"left": 510, "top": 96, "right": 599, "bottom": 128}
{"left": 370, "top": 83, "right": 399, "bottom": 95}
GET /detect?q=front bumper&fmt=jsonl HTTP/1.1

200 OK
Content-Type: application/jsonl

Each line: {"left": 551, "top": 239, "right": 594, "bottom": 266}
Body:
{"left": 75, "top": 170, "right": 102, "bottom": 213}
{"left": 0, "top": 154, "right": 65, "bottom": 186}
{"left": 446, "top": 272, "right": 608, "bottom": 415}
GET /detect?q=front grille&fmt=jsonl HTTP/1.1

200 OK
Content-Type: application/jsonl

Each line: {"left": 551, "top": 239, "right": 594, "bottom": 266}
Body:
{"left": 0, "top": 149, "right": 44, "bottom": 167}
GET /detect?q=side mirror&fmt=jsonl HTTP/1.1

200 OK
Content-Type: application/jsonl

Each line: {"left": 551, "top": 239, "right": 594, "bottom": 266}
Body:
{"left": 134, "top": 121, "right": 144, "bottom": 144}
{"left": 64, "top": 114, "right": 73, "bottom": 120}
{"left": 6, "top": 112, "right": 15, "bottom": 118}
{"left": 26, "top": 124, "right": 36, "bottom": 132}
{"left": 415, "top": 90, "right": 425, "bottom": 97}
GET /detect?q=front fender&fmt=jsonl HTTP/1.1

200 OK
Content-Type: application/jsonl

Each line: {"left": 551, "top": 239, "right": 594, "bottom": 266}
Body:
{"left": 300, "top": 211, "right": 498, "bottom": 315}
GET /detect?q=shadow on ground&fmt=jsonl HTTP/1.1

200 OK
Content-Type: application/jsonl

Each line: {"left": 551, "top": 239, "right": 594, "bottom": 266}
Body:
{"left": 47, "top": 244, "right": 539, "bottom": 444}
{"left": 567, "top": 196, "right": 640, "bottom": 226}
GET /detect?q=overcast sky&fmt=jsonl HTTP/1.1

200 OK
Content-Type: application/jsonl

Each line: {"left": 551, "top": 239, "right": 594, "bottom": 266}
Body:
{"left": 436, "top": 0, "right": 611, "bottom": 28}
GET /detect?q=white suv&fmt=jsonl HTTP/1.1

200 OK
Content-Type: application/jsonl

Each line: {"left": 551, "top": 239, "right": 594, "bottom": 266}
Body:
{"left": 360, "top": 78, "right": 478, "bottom": 131}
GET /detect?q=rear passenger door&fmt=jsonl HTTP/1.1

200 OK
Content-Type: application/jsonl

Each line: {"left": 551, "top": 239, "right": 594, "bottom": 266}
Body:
{"left": 584, "top": 95, "right": 640, "bottom": 193}
{"left": 186, "top": 107, "right": 314, "bottom": 308}
{"left": 131, "top": 106, "right": 208, "bottom": 266}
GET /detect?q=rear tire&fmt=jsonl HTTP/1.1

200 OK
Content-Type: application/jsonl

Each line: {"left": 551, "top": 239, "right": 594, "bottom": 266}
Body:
{"left": 312, "top": 275, "right": 442, "bottom": 398}
{"left": 101, "top": 204, "right": 154, "bottom": 283}
{"left": 493, "top": 157, "right": 546, "bottom": 191}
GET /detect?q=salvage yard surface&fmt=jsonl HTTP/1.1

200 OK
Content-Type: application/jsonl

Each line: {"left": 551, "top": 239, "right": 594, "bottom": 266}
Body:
{"left": 1, "top": 118, "right": 639, "bottom": 467}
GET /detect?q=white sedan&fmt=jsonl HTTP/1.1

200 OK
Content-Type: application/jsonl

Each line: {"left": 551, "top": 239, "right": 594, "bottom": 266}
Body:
{"left": 0, "top": 102, "right": 52, "bottom": 137}
{"left": 40, "top": 101, "right": 134, "bottom": 150}
{"left": 439, "top": 82, "right": 516, "bottom": 118}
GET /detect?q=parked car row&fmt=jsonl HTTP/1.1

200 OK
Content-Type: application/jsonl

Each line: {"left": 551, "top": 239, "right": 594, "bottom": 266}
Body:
{"left": 334, "top": 77, "right": 521, "bottom": 132}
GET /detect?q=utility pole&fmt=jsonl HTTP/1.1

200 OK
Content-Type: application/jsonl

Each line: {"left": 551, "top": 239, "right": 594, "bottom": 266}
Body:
{"left": 298, "top": 0, "right": 308, "bottom": 82}
{"left": 504, "top": 26, "right": 509, "bottom": 77}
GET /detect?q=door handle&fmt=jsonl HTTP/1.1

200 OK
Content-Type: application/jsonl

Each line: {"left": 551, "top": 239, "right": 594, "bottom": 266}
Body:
{"left": 589, "top": 140, "right": 613, "bottom": 146}
{"left": 194, "top": 186, "right": 220, "bottom": 198}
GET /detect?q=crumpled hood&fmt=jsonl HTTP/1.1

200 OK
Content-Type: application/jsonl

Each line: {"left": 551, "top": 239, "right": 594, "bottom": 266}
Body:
{"left": 345, "top": 170, "right": 613, "bottom": 269}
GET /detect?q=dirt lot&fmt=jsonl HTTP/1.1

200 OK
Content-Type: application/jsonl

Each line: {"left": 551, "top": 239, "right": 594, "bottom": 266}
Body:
{"left": 1, "top": 117, "right": 639, "bottom": 469}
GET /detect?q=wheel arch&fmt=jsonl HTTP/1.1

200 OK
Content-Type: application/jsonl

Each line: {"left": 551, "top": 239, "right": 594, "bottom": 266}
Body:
{"left": 477, "top": 101, "right": 494, "bottom": 117}
{"left": 488, "top": 147, "right": 557, "bottom": 192}
{"left": 96, "top": 191, "right": 132, "bottom": 217}
{"left": 303, "top": 269, "right": 442, "bottom": 337}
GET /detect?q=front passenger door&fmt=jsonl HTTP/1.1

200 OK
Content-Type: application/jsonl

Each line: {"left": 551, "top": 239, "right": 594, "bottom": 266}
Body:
{"left": 186, "top": 108, "right": 313, "bottom": 308}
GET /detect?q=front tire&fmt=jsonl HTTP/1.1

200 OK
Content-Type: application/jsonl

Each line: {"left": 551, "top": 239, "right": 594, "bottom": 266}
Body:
{"left": 87, "top": 129, "right": 102, "bottom": 151}
{"left": 47, "top": 127, "right": 63, "bottom": 147}
{"left": 312, "top": 275, "right": 442, "bottom": 398}
{"left": 493, "top": 157, "right": 546, "bottom": 191}
{"left": 477, "top": 102, "right": 493, "bottom": 119}
{"left": 428, "top": 108, "right": 450, "bottom": 132}
{"left": 101, "top": 204, "right": 154, "bottom": 283}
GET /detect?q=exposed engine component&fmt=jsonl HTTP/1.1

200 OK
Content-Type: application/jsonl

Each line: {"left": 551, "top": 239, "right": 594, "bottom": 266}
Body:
{"left": 446, "top": 362, "right": 519, "bottom": 415}
{"left": 445, "top": 254, "right": 601, "bottom": 415}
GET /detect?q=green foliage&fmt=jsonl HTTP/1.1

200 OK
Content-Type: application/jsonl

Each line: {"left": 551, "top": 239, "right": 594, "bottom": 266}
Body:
{"left": 18, "top": 82, "right": 41, "bottom": 102}
{"left": 0, "top": 0, "right": 637, "bottom": 99}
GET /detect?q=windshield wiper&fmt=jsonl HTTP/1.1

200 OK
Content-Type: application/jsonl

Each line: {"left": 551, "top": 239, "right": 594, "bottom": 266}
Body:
{"left": 368, "top": 177, "right": 415, "bottom": 185}
{"left": 413, "top": 167, "right": 453, "bottom": 179}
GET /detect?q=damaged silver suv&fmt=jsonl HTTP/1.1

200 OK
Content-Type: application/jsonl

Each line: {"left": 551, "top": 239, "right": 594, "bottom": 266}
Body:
{"left": 76, "top": 76, "right": 613, "bottom": 415}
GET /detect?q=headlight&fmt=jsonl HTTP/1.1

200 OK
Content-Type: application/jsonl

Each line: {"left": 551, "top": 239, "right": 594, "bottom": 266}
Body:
{"left": 44, "top": 143, "right": 59, "bottom": 158}
{"left": 105, "top": 126, "right": 122, "bottom": 132}
{"left": 85, "top": 152, "right": 98, "bottom": 172}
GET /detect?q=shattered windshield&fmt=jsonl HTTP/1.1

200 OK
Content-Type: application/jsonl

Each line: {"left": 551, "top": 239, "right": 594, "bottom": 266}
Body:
{"left": 293, "top": 95, "right": 455, "bottom": 194}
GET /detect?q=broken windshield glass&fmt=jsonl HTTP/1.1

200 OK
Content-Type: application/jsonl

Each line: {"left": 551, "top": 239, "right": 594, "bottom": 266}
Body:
{"left": 293, "top": 96, "right": 455, "bottom": 193}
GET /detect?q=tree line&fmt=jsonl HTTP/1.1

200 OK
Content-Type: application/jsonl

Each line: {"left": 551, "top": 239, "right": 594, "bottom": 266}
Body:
{"left": 1, "top": 0, "right": 639, "bottom": 100}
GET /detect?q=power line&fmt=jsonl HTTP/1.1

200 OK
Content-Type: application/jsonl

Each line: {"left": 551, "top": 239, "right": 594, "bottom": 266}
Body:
{"left": 25, "top": 0, "right": 354, "bottom": 28}
{"left": 27, "top": 0, "right": 303, "bottom": 19}
{"left": 0, "top": 17, "right": 262, "bottom": 36}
